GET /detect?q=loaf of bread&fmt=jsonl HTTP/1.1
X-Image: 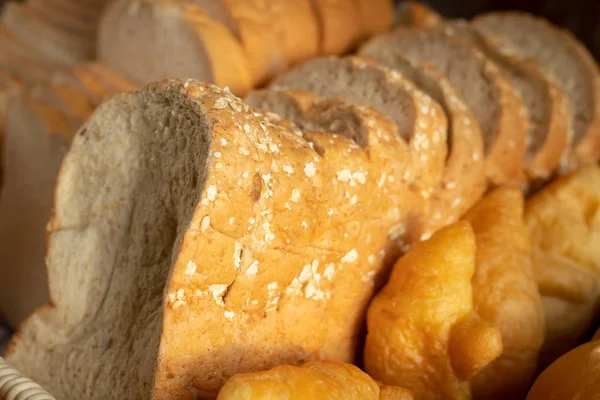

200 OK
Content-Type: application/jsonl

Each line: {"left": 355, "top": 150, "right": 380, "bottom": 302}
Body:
{"left": 5, "top": 80, "right": 436, "bottom": 399}
{"left": 359, "top": 27, "right": 528, "bottom": 187}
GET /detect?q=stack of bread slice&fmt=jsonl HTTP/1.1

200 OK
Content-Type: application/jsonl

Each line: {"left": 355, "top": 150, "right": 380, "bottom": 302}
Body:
{"left": 1, "top": 2, "right": 600, "bottom": 400}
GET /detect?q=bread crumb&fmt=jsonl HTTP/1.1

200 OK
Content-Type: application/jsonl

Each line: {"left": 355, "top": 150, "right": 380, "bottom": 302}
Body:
{"left": 206, "top": 185, "right": 217, "bottom": 201}
{"left": 229, "top": 217, "right": 235, "bottom": 225}
{"left": 298, "top": 264, "right": 312, "bottom": 283}
{"left": 304, "top": 162, "right": 316, "bottom": 177}
{"left": 243, "top": 123, "right": 251, "bottom": 133}
{"left": 301, "top": 221, "right": 308, "bottom": 228}
{"left": 246, "top": 260, "right": 259, "bottom": 275}
{"left": 195, "top": 289, "right": 202, "bottom": 297}
{"left": 261, "top": 174, "right": 272, "bottom": 183}
{"left": 185, "top": 261, "right": 197, "bottom": 276}
{"left": 290, "top": 188, "right": 301, "bottom": 203}
{"left": 368, "top": 255, "right": 376, "bottom": 265}
{"left": 242, "top": 171, "right": 249, "bottom": 179}
{"left": 200, "top": 216, "right": 210, "bottom": 232}
{"left": 268, "top": 143, "right": 280, "bottom": 153}
{"left": 213, "top": 151, "right": 222, "bottom": 159}
{"left": 328, "top": 208, "right": 334, "bottom": 216}
{"left": 220, "top": 138, "right": 228, "bottom": 146}
{"left": 350, "top": 195, "right": 358, "bottom": 205}
{"left": 342, "top": 249, "right": 358, "bottom": 263}
{"left": 224, "top": 311, "right": 235, "bottom": 321}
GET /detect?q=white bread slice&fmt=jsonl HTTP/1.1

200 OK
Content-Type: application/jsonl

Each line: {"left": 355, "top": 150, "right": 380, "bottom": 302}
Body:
{"left": 271, "top": 56, "right": 448, "bottom": 243}
{"left": 98, "top": 0, "right": 253, "bottom": 96}
{"left": 359, "top": 27, "right": 528, "bottom": 187}
{"left": 0, "top": 93, "right": 74, "bottom": 327}
{"left": 439, "top": 21, "right": 572, "bottom": 185}
{"left": 0, "top": 1, "right": 95, "bottom": 65}
{"left": 356, "top": 52, "right": 486, "bottom": 235}
{"left": 6, "top": 80, "right": 431, "bottom": 399}
{"left": 473, "top": 12, "right": 600, "bottom": 170}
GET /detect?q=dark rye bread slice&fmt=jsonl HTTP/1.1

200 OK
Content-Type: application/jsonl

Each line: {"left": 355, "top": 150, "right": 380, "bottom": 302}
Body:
{"left": 6, "top": 80, "right": 427, "bottom": 399}
{"left": 98, "top": 0, "right": 252, "bottom": 96}
{"left": 357, "top": 51, "right": 486, "bottom": 234}
{"left": 0, "top": 1, "right": 95, "bottom": 65}
{"left": 359, "top": 28, "right": 529, "bottom": 187}
{"left": 440, "top": 21, "right": 572, "bottom": 184}
{"left": 0, "top": 92, "right": 74, "bottom": 327}
{"left": 271, "top": 56, "right": 449, "bottom": 243}
{"left": 473, "top": 12, "right": 600, "bottom": 170}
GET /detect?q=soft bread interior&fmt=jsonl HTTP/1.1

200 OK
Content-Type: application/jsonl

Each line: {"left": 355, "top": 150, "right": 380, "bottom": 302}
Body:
{"left": 8, "top": 88, "right": 212, "bottom": 399}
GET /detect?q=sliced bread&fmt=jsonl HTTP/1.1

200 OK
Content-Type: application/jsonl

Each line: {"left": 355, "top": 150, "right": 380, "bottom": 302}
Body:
{"left": 0, "top": 93, "right": 74, "bottom": 327}
{"left": 191, "top": 0, "right": 319, "bottom": 84}
{"left": 359, "top": 28, "right": 528, "bottom": 187}
{"left": 0, "top": 1, "right": 95, "bottom": 65}
{"left": 6, "top": 80, "right": 437, "bottom": 399}
{"left": 356, "top": 52, "right": 485, "bottom": 235}
{"left": 395, "top": 1, "right": 443, "bottom": 28}
{"left": 98, "top": 0, "right": 253, "bottom": 95}
{"left": 25, "top": 0, "right": 98, "bottom": 39}
{"left": 473, "top": 12, "right": 600, "bottom": 170}
{"left": 0, "top": 24, "right": 56, "bottom": 65}
{"left": 440, "top": 21, "right": 572, "bottom": 184}
{"left": 357, "top": 0, "right": 394, "bottom": 38}
{"left": 271, "top": 56, "right": 449, "bottom": 242}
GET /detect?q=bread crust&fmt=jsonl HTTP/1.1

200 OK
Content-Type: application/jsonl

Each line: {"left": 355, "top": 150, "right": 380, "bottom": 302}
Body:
{"left": 356, "top": 0, "right": 393, "bottom": 38}
{"left": 310, "top": 0, "right": 360, "bottom": 55}
{"left": 395, "top": 1, "right": 443, "bottom": 29}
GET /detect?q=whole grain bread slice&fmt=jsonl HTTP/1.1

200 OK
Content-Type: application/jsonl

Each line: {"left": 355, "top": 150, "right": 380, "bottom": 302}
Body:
{"left": 0, "top": 1, "right": 95, "bottom": 65}
{"left": 357, "top": 52, "right": 486, "bottom": 234}
{"left": 7, "top": 80, "right": 433, "bottom": 399}
{"left": 473, "top": 12, "right": 600, "bottom": 170}
{"left": 98, "top": 0, "right": 252, "bottom": 95}
{"left": 439, "top": 21, "right": 572, "bottom": 184}
{"left": 359, "top": 27, "right": 528, "bottom": 187}
{"left": 271, "top": 56, "right": 448, "bottom": 242}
